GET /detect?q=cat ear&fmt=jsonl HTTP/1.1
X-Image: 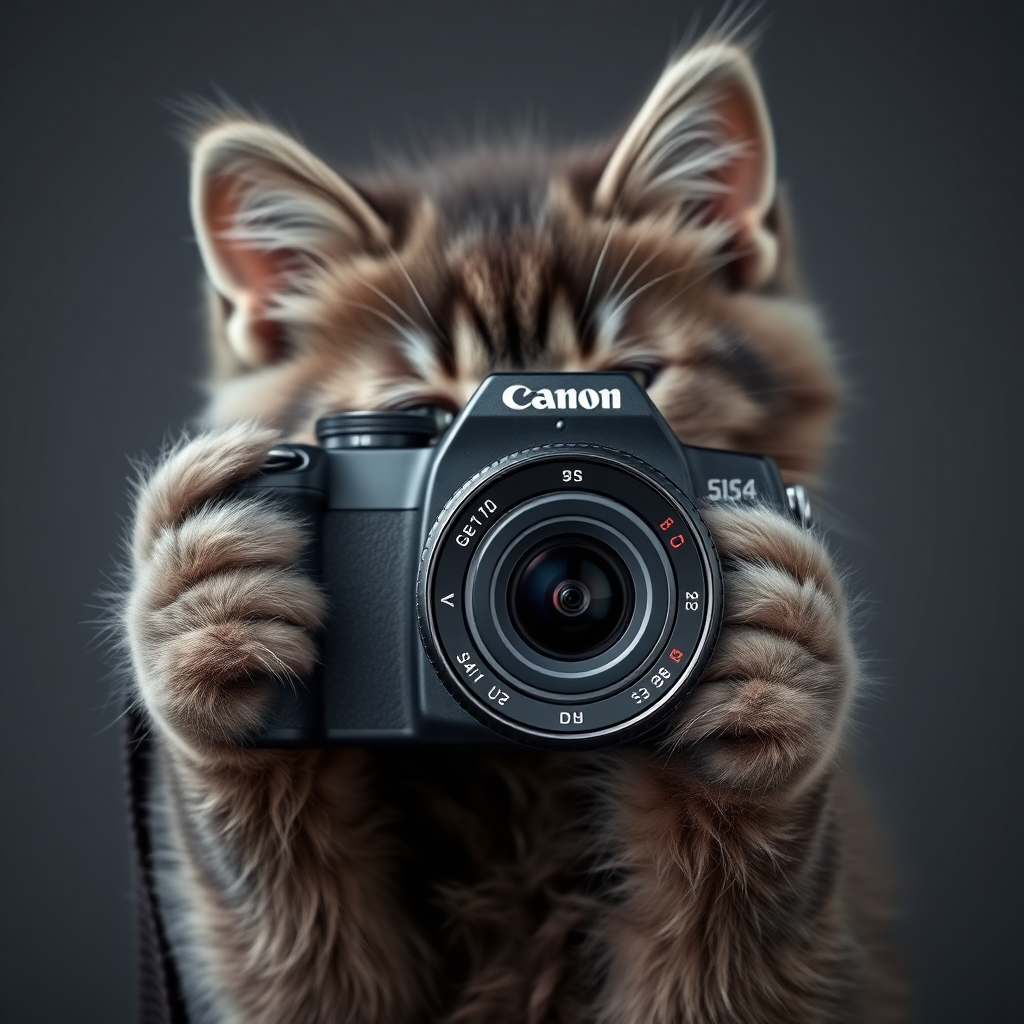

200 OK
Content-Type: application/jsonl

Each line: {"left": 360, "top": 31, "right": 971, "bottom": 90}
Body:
{"left": 190, "top": 118, "right": 390, "bottom": 367}
{"left": 594, "top": 44, "right": 778, "bottom": 288}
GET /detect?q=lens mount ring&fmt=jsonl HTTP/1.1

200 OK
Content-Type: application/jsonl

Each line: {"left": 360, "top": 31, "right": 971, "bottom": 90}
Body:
{"left": 416, "top": 445, "right": 723, "bottom": 749}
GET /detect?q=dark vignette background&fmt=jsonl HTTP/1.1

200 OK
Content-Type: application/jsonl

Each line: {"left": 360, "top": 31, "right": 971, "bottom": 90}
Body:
{"left": 1, "top": 1, "right": 1021, "bottom": 1020}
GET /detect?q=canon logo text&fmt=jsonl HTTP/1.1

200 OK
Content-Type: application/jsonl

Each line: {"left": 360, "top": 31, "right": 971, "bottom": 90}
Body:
{"left": 501, "top": 384, "right": 622, "bottom": 412}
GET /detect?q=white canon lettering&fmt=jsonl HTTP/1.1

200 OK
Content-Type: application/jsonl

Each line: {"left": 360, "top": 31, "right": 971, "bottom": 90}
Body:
{"left": 530, "top": 388, "right": 556, "bottom": 410}
{"left": 501, "top": 384, "right": 534, "bottom": 410}
{"left": 501, "top": 383, "right": 624, "bottom": 411}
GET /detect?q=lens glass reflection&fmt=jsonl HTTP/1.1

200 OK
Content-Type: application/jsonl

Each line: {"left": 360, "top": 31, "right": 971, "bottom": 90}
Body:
{"left": 508, "top": 537, "right": 632, "bottom": 660}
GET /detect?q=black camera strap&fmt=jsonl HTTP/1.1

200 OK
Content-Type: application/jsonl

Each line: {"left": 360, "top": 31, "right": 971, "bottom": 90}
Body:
{"left": 124, "top": 708, "right": 190, "bottom": 1024}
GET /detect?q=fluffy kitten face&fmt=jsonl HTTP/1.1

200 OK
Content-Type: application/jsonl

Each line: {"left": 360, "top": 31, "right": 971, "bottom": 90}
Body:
{"left": 192, "top": 44, "right": 838, "bottom": 483}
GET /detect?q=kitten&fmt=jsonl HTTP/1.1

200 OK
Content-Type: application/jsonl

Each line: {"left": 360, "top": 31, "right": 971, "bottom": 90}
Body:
{"left": 124, "top": 40, "right": 905, "bottom": 1023}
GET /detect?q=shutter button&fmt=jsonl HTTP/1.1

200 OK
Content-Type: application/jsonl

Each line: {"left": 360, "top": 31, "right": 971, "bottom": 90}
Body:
{"left": 261, "top": 447, "right": 311, "bottom": 473}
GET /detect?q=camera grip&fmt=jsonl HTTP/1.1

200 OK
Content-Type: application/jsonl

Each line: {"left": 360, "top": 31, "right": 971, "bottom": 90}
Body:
{"left": 318, "top": 510, "right": 421, "bottom": 741}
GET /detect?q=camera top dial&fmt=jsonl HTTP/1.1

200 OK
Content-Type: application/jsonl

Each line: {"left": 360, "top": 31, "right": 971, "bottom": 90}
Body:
{"left": 417, "top": 445, "right": 722, "bottom": 748}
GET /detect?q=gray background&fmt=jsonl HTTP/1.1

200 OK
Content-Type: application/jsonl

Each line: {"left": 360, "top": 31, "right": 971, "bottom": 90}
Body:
{"left": 1, "top": 1, "right": 1021, "bottom": 1020}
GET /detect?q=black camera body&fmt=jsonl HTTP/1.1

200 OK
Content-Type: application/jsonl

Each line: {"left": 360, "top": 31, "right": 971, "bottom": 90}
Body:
{"left": 239, "top": 373, "right": 805, "bottom": 749}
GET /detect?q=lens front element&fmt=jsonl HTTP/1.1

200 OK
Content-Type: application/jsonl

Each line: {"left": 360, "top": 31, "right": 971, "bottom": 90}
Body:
{"left": 510, "top": 538, "right": 632, "bottom": 660}
{"left": 419, "top": 447, "right": 721, "bottom": 747}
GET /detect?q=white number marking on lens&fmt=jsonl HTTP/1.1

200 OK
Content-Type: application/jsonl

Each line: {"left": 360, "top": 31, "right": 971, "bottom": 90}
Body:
{"left": 455, "top": 500, "right": 498, "bottom": 548}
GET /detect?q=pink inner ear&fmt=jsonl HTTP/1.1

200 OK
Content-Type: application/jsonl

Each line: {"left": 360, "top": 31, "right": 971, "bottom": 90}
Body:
{"left": 207, "top": 176, "right": 291, "bottom": 362}
{"left": 715, "top": 91, "right": 766, "bottom": 210}
{"left": 707, "top": 87, "right": 774, "bottom": 287}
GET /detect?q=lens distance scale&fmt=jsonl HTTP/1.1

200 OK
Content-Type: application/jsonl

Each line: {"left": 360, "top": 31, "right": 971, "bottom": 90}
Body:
{"left": 418, "top": 446, "right": 722, "bottom": 748}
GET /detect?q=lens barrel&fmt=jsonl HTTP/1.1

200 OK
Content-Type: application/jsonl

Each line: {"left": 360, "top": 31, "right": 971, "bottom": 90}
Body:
{"left": 418, "top": 447, "right": 721, "bottom": 748}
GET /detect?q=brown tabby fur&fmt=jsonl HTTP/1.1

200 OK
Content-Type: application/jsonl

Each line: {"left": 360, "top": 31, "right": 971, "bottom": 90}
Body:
{"left": 124, "top": 38, "right": 905, "bottom": 1023}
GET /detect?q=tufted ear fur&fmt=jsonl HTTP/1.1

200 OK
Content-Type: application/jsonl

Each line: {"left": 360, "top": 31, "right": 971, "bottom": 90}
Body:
{"left": 191, "top": 119, "right": 391, "bottom": 368}
{"left": 594, "top": 44, "right": 778, "bottom": 289}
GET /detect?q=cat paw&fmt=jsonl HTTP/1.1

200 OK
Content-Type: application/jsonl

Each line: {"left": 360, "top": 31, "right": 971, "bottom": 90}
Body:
{"left": 124, "top": 423, "right": 325, "bottom": 753}
{"left": 671, "top": 504, "right": 856, "bottom": 796}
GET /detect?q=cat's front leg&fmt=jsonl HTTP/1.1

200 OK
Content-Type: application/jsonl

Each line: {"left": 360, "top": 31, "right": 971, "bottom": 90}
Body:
{"left": 125, "top": 424, "right": 427, "bottom": 1024}
{"left": 592, "top": 506, "right": 900, "bottom": 1024}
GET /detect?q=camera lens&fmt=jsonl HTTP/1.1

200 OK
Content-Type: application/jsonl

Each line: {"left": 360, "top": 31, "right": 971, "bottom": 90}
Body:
{"left": 508, "top": 538, "right": 633, "bottom": 660}
{"left": 420, "top": 447, "right": 721, "bottom": 747}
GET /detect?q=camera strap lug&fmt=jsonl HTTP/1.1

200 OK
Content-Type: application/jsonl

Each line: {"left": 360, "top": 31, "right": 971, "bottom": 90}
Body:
{"left": 786, "top": 484, "right": 813, "bottom": 529}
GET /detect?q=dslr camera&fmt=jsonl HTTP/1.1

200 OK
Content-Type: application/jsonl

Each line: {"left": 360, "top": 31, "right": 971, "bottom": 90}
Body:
{"left": 240, "top": 373, "right": 810, "bottom": 749}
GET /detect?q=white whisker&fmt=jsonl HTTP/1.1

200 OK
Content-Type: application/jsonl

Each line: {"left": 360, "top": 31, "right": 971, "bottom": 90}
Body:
{"left": 356, "top": 275, "right": 423, "bottom": 335}
{"left": 603, "top": 228, "right": 649, "bottom": 310}
{"left": 583, "top": 222, "right": 615, "bottom": 316}
{"left": 607, "top": 241, "right": 672, "bottom": 312}
{"left": 386, "top": 244, "right": 448, "bottom": 343}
